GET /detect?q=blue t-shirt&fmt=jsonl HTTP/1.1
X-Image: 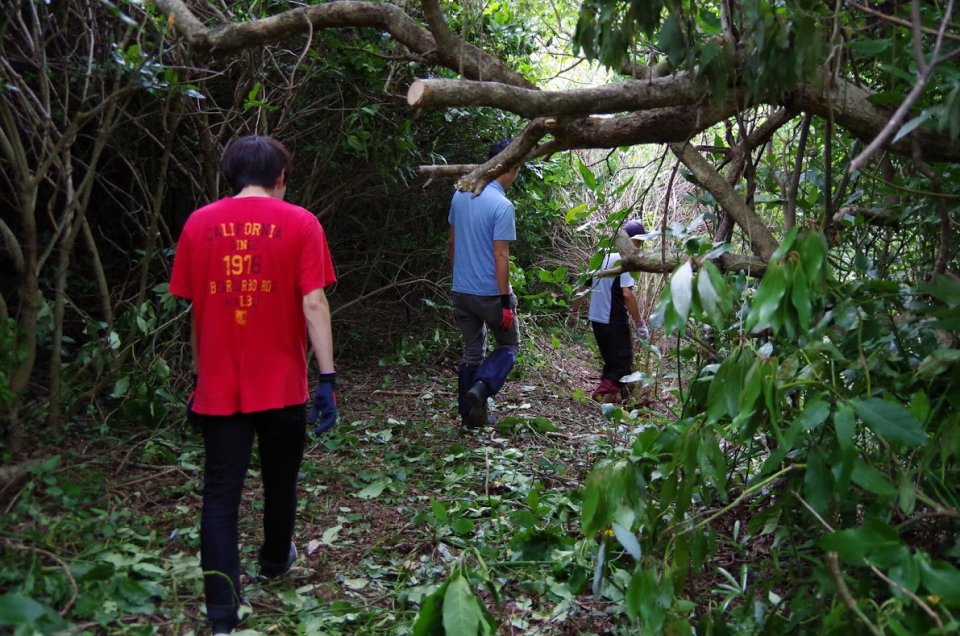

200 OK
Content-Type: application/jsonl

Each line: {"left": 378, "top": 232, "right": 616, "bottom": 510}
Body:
{"left": 448, "top": 181, "right": 516, "bottom": 296}
{"left": 588, "top": 252, "right": 635, "bottom": 325}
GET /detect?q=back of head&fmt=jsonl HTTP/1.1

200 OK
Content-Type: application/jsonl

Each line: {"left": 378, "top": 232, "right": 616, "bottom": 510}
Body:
{"left": 624, "top": 219, "right": 647, "bottom": 237}
{"left": 220, "top": 135, "right": 292, "bottom": 194}
{"left": 488, "top": 138, "right": 513, "bottom": 160}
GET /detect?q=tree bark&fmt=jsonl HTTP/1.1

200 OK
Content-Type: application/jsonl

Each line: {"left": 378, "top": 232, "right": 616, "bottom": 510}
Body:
{"left": 669, "top": 143, "right": 779, "bottom": 261}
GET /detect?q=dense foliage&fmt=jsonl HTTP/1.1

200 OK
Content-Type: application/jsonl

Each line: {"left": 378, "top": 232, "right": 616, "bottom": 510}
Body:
{"left": 1, "top": 0, "right": 959, "bottom": 634}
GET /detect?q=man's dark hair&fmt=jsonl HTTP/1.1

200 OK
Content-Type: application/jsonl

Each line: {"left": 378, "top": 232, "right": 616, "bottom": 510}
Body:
{"left": 220, "top": 135, "right": 292, "bottom": 194}
{"left": 488, "top": 138, "right": 513, "bottom": 160}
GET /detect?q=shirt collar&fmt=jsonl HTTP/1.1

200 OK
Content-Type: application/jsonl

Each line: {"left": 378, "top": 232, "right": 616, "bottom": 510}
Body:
{"left": 486, "top": 180, "right": 505, "bottom": 194}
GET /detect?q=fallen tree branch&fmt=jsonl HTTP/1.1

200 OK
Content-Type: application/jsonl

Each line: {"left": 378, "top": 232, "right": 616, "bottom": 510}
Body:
{"left": 669, "top": 142, "right": 779, "bottom": 261}
{"left": 595, "top": 245, "right": 768, "bottom": 278}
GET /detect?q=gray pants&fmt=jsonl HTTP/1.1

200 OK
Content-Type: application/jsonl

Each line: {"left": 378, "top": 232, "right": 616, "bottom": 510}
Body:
{"left": 452, "top": 292, "right": 520, "bottom": 366}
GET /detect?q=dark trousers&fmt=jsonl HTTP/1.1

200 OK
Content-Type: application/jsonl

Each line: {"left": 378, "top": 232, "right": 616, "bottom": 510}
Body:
{"left": 196, "top": 404, "right": 306, "bottom": 625}
{"left": 453, "top": 292, "right": 520, "bottom": 415}
{"left": 592, "top": 321, "right": 633, "bottom": 386}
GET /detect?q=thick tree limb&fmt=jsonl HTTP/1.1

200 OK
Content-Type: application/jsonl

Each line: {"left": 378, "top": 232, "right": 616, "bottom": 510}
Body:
{"left": 408, "top": 74, "right": 700, "bottom": 118}
{"left": 155, "top": 1, "right": 960, "bottom": 164}
{"left": 596, "top": 248, "right": 767, "bottom": 277}
{"left": 669, "top": 142, "right": 779, "bottom": 261}
{"left": 154, "top": 0, "right": 529, "bottom": 85}
{"left": 455, "top": 118, "right": 556, "bottom": 193}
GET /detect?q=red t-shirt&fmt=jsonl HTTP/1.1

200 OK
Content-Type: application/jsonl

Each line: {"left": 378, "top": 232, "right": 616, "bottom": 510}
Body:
{"left": 169, "top": 196, "right": 336, "bottom": 415}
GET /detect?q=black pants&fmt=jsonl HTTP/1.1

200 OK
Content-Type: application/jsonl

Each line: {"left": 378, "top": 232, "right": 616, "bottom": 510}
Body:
{"left": 195, "top": 404, "right": 306, "bottom": 625}
{"left": 592, "top": 321, "right": 633, "bottom": 385}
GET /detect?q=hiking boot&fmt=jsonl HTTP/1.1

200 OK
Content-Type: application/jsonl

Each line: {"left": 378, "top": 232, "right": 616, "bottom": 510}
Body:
{"left": 211, "top": 599, "right": 252, "bottom": 635}
{"left": 258, "top": 542, "right": 297, "bottom": 579}
{"left": 591, "top": 378, "right": 621, "bottom": 403}
{"left": 461, "top": 413, "right": 495, "bottom": 429}
{"left": 466, "top": 381, "right": 494, "bottom": 428}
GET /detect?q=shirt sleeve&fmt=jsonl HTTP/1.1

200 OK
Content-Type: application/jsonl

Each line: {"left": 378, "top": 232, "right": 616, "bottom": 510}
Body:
{"left": 168, "top": 223, "right": 194, "bottom": 300}
{"left": 493, "top": 201, "right": 516, "bottom": 241}
{"left": 300, "top": 215, "right": 336, "bottom": 294}
{"left": 619, "top": 270, "right": 635, "bottom": 288}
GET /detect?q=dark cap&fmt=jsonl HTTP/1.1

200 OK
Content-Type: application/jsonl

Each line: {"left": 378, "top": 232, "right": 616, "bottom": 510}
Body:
{"left": 624, "top": 220, "right": 647, "bottom": 237}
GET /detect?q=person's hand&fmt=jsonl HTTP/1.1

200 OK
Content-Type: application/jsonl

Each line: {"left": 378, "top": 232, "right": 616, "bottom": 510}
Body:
{"left": 565, "top": 311, "right": 579, "bottom": 330}
{"left": 499, "top": 294, "right": 515, "bottom": 331}
{"left": 636, "top": 322, "right": 649, "bottom": 341}
{"left": 500, "top": 308, "right": 515, "bottom": 330}
{"left": 308, "top": 373, "right": 338, "bottom": 435}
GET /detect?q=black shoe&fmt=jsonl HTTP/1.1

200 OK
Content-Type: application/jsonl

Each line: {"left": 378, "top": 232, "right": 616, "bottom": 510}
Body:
{"left": 466, "top": 381, "right": 494, "bottom": 428}
{"left": 259, "top": 542, "right": 297, "bottom": 579}
{"left": 461, "top": 413, "right": 495, "bottom": 429}
{"left": 211, "top": 600, "right": 251, "bottom": 635}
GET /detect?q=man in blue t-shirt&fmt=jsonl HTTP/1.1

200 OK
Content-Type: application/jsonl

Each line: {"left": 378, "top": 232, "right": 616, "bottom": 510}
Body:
{"left": 448, "top": 138, "right": 521, "bottom": 428}
{"left": 568, "top": 220, "right": 648, "bottom": 402}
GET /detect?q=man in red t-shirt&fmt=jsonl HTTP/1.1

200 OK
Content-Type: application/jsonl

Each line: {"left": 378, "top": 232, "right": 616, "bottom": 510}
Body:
{"left": 169, "top": 135, "right": 337, "bottom": 635}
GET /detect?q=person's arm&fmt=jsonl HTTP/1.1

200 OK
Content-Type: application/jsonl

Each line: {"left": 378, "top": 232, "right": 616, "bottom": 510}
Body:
{"left": 622, "top": 286, "right": 642, "bottom": 325}
{"left": 448, "top": 225, "right": 455, "bottom": 268}
{"left": 303, "top": 287, "right": 335, "bottom": 374}
{"left": 566, "top": 284, "right": 589, "bottom": 329}
{"left": 493, "top": 239, "right": 510, "bottom": 295}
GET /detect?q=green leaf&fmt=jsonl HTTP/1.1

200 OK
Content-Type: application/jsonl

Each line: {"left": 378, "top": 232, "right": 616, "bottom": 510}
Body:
{"left": 443, "top": 573, "right": 485, "bottom": 635}
{"left": 915, "top": 349, "right": 960, "bottom": 380}
{"left": 670, "top": 261, "right": 694, "bottom": 323}
{"left": 696, "top": 267, "right": 720, "bottom": 322}
{"left": 745, "top": 264, "right": 788, "bottom": 332}
{"left": 918, "top": 556, "right": 960, "bottom": 602}
{"left": 625, "top": 568, "right": 656, "bottom": 622}
{"left": 581, "top": 479, "right": 605, "bottom": 536}
{"left": 451, "top": 518, "right": 475, "bottom": 535}
{"left": 898, "top": 479, "right": 917, "bottom": 516}
{"left": 355, "top": 478, "right": 391, "bottom": 500}
{"left": 803, "top": 451, "right": 833, "bottom": 514}
{"left": 0, "top": 593, "right": 50, "bottom": 627}
{"left": 576, "top": 159, "right": 597, "bottom": 191}
{"left": 797, "top": 399, "right": 831, "bottom": 431}
{"left": 893, "top": 110, "right": 931, "bottom": 143}
{"left": 111, "top": 375, "right": 130, "bottom": 399}
{"left": 819, "top": 519, "right": 901, "bottom": 564}
{"left": 851, "top": 398, "right": 927, "bottom": 446}
{"left": 834, "top": 404, "right": 856, "bottom": 451}
{"left": 612, "top": 522, "right": 642, "bottom": 560}
{"left": 770, "top": 226, "right": 799, "bottom": 262}
{"left": 791, "top": 264, "right": 812, "bottom": 330}
{"left": 564, "top": 203, "right": 590, "bottom": 225}
{"left": 851, "top": 460, "right": 897, "bottom": 498}
{"left": 412, "top": 580, "right": 448, "bottom": 636}
{"left": 849, "top": 38, "right": 890, "bottom": 57}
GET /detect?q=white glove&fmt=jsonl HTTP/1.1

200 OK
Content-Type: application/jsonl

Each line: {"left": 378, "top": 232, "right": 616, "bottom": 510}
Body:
{"left": 636, "top": 322, "right": 649, "bottom": 340}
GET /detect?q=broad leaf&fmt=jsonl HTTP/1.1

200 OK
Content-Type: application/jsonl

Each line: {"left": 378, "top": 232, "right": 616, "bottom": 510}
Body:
{"left": 442, "top": 573, "right": 485, "bottom": 636}
{"left": 670, "top": 261, "right": 694, "bottom": 323}
{"left": 851, "top": 398, "right": 927, "bottom": 446}
{"left": 612, "top": 522, "right": 642, "bottom": 560}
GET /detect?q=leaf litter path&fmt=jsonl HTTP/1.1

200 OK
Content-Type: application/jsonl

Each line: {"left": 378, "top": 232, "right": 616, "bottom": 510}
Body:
{"left": 207, "top": 337, "right": 646, "bottom": 635}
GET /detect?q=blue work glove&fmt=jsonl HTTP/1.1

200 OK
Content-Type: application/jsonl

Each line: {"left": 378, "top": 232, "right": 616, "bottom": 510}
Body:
{"left": 308, "top": 373, "right": 338, "bottom": 435}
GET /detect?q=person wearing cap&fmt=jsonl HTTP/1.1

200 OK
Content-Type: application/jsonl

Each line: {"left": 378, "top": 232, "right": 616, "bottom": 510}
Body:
{"left": 169, "top": 134, "right": 338, "bottom": 635}
{"left": 567, "top": 220, "right": 649, "bottom": 402}
{"left": 448, "top": 138, "right": 521, "bottom": 428}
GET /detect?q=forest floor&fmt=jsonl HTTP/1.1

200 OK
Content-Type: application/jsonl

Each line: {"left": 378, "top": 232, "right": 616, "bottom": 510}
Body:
{"left": 2, "top": 325, "right": 685, "bottom": 635}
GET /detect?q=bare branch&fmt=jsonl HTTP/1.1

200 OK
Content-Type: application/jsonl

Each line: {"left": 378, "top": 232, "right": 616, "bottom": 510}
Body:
{"left": 669, "top": 142, "right": 779, "bottom": 261}
{"left": 848, "top": 0, "right": 956, "bottom": 171}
